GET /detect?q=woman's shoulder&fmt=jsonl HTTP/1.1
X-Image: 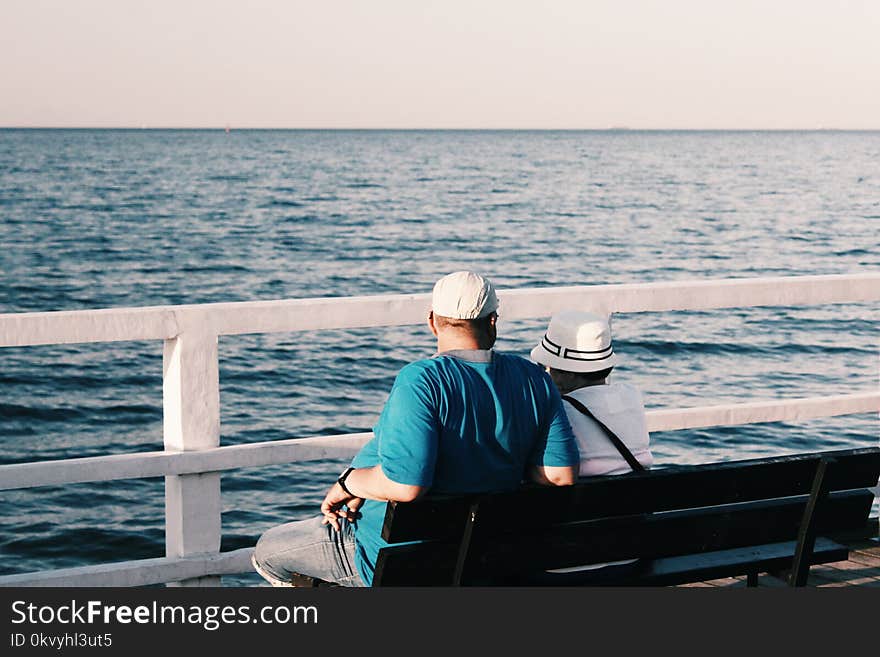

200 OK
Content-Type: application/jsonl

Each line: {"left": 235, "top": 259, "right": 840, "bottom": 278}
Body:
{"left": 572, "top": 381, "right": 644, "bottom": 405}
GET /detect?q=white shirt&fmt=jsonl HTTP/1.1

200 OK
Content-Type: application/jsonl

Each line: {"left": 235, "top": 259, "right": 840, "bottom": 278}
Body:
{"left": 563, "top": 382, "right": 653, "bottom": 477}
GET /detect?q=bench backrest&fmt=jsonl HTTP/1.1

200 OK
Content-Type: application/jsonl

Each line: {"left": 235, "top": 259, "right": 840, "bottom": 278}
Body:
{"left": 373, "top": 447, "right": 880, "bottom": 586}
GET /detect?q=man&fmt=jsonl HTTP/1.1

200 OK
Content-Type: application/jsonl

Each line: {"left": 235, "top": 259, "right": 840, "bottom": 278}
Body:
{"left": 253, "top": 271, "right": 580, "bottom": 586}
{"left": 530, "top": 309, "right": 653, "bottom": 477}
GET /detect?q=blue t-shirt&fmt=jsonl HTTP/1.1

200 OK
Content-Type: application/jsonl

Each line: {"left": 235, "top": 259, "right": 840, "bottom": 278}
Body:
{"left": 350, "top": 349, "right": 579, "bottom": 585}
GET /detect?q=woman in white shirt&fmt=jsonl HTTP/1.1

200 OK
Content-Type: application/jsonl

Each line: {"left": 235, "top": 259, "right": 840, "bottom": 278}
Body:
{"left": 531, "top": 309, "right": 653, "bottom": 476}
{"left": 530, "top": 310, "right": 654, "bottom": 580}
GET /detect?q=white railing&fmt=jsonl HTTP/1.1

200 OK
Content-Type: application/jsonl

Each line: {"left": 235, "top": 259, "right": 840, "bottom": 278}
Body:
{"left": 0, "top": 273, "right": 878, "bottom": 587}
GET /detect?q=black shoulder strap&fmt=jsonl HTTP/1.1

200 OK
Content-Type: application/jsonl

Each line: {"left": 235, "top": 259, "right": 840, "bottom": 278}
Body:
{"left": 562, "top": 394, "right": 646, "bottom": 473}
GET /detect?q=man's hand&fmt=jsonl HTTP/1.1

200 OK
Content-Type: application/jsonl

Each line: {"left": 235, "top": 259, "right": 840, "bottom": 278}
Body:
{"left": 319, "top": 465, "right": 426, "bottom": 531}
{"left": 320, "top": 482, "right": 364, "bottom": 532}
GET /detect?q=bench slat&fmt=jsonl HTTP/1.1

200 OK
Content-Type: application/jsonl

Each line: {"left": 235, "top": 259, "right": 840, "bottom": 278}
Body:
{"left": 514, "top": 538, "right": 850, "bottom": 586}
{"left": 382, "top": 447, "right": 880, "bottom": 543}
{"left": 471, "top": 490, "right": 873, "bottom": 578}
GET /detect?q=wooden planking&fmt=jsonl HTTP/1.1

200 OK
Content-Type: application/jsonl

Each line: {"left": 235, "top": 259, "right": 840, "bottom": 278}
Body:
{"left": 847, "top": 546, "right": 880, "bottom": 568}
{"left": 795, "top": 560, "right": 880, "bottom": 587}
{"left": 814, "top": 578, "right": 880, "bottom": 588}
{"left": 3, "top": 273, "right": 879, "bottom": 347}
{"left": 820, "top": 558, "right": 880, "bottom": 581}
{"left": 382, "top": 447, "right": 880, "bottom": 543}
{"left": 679, "top": 582, "right": 718, "bottom": 587}
{"left": 699, "top": 577, "right": 741, "bottom": 587}
{"left": 692, "top": 573, "right": 791, "bottom": 588}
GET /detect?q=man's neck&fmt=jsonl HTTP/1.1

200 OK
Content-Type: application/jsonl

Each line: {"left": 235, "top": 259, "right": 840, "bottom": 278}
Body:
{"left": 436, "top": 334, "right": 485, "bottom": 352}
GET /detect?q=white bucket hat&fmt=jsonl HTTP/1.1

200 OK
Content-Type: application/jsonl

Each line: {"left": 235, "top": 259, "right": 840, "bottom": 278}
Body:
{"left": 530, "top": 310, "right": 617, "bottom": 373}
{"left": 432, "top": 271, "right": 498, "bottom": 319}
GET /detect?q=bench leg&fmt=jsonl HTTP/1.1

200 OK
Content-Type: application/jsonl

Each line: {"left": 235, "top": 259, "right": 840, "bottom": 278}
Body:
{"left": 452, "top": 502, "right": 481, "bottom": 586}
{"left": 746, "top": 571, "right": 759, "bottom": 587}
{"left": 790, "top": 457, "right": 834, "bottom": 587}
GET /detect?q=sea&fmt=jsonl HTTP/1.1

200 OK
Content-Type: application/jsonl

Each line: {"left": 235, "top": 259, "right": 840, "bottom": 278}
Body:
{"left": 0, "top": 129, "right": 878, "bottom": 584}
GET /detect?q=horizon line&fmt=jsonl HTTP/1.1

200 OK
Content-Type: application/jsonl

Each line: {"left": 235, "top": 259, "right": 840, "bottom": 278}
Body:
{"left": 2, "top": 125, "right": 880, "bottom": 132}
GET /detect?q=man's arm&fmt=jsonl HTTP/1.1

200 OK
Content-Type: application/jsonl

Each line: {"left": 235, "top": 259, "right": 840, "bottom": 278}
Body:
{"left": 322, "top": 365, "right": 439, "bottom": 531}
{"left": 342, "top": 465, "right": 426, "bottom": 502}
{"left": 528, "top": 464, "right": 577, "bottom": 486}
{"left": 320, "top": 465, "right": 428, "bottom": 531}
{"left": 525, "top": 368, "right": 581, "bottom": 486}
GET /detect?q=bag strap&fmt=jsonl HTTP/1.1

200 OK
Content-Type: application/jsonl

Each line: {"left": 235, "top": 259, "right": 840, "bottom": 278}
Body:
{"left": 562, "top": 394, "right": 646, "bottom": 473}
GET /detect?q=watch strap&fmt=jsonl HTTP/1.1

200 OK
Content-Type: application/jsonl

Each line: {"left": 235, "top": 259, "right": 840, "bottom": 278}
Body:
{"left": 337, "top": 467, "right": 356, "bottom": 496}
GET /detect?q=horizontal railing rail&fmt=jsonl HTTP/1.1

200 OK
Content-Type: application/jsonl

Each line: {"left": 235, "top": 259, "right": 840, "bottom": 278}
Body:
{"left": 1, "top": 392, "right": 877, "bottom": 492}
{"left": 0, "top": 273, "right": 877, "bottom": 587}
{"left": 3, "top": 273, "right": 880, "bottom": 347}
{"left": 0, "top": 550, "right": 254, "bottom": 588}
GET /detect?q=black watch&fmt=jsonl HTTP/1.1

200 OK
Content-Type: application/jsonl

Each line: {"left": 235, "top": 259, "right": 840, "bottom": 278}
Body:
{"left": 337, "top": 467, "right": 356, "bottom": 496}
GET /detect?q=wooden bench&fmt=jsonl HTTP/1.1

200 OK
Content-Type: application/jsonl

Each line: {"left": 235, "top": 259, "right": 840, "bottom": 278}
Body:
{"left": 370, "top": 446, "right": 880, "bottom": 586}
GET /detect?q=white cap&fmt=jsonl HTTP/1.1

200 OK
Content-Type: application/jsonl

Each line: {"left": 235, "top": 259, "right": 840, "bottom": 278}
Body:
{"left": 530, "top": 310, "right": 617, "bottom": 373}
{"left": 431, "top": 271, "right": 499, "bottom": 319}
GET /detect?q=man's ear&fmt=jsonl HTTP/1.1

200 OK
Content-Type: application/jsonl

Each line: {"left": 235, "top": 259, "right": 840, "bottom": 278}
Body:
{"left": 428, "top": 311, "right": 438, "bottom": 336}
{"left": 488, "top": 312, "right": 498, "bottom": 326}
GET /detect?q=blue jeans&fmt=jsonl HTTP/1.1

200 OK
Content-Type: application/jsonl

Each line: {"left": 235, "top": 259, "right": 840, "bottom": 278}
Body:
{"left": 252, "top": 516, "right": 366, "bottom": 587}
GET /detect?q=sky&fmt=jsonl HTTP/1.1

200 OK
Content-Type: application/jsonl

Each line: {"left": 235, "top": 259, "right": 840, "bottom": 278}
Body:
{"left": 1, "top": 0, "right": 879, "bottom": 129}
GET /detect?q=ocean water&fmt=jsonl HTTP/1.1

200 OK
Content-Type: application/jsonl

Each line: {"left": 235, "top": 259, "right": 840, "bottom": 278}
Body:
{"left": 0, "top": 129, "right": 878, "bottom": 583}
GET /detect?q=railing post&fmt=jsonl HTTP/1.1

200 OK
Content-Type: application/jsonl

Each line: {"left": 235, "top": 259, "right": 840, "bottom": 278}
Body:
{"left": 163, "top": 329, "right": 222, "bottom": 587}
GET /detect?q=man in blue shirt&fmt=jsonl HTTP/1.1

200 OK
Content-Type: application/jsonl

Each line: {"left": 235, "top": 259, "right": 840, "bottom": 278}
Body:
{"left": 253, "top": 271, "right": 579, "bottom": 586}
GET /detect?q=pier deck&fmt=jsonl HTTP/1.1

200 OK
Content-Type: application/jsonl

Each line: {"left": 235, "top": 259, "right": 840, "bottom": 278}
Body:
{"left": 680, "top": 537, "right": 880, "bottom": 588}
